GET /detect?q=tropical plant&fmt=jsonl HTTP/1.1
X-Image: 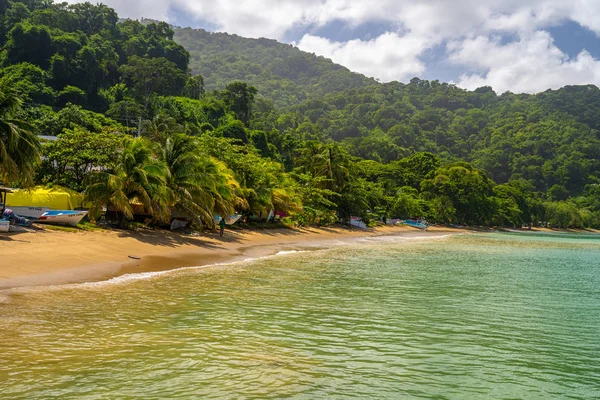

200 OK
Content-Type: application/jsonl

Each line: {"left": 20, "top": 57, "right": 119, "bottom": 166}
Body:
{"left": 157, "top": 133, "right": 244, "bottom": 228}
{"left": 84, "top": 138, "right": 170, "bottom": 225}
{"left": 39, "top": 127, "right": 124, "bottom": 191}
{"left": 0, "top": 75, "right": 41, "bottom": 186}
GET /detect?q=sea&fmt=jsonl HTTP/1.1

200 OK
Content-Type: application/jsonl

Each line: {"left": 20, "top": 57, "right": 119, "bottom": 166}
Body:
{"left": 1, "top": 232, "right": 599, "bottom": 399}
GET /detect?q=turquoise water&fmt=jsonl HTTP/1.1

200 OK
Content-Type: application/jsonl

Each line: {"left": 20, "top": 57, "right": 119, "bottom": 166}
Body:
{"left": 1, "top": 232, "right": 599, "bottom": 399}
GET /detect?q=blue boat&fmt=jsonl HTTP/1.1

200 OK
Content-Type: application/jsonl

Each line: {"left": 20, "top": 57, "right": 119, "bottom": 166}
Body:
{"left": 404, "top": 219, "right": 429, "bottom": 230}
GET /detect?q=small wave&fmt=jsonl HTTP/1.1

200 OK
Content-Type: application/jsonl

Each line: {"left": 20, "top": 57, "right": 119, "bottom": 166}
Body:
{"left": 357, "top": 233, "right": 456, "bottom": 243}
{"left": 275, "top": 250, "right": 308, "bottom": 256}
{"left": 0, "top": 248, "right": 315, "bottom": 294}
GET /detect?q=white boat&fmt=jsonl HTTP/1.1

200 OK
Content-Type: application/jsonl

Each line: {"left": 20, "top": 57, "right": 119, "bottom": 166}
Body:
{"left": 6, "top": 206, "right": 50, "bottom": 219}
{"left": 214, "top": 213, "right": 242, "bottom": 225}
{"left": 0, "top": 220, "right": 9, "bottom": 233}
{"left": 350, "top": 216, "right": 368, "bottom": 229}
{"left": 36, "top": 210, "right": 88, "bottom": 227}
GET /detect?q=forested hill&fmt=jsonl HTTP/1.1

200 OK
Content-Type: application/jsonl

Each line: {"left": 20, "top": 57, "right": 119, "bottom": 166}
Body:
{"left": 282, "top": 80, "right": 600, "bottom": 199}
{"left": 173, "top": 26, "right": 377, "bottom": 108}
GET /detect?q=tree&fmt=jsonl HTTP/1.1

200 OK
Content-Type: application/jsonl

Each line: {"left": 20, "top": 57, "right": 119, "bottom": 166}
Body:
{"left": 40, "top": 127, "right": 124, "bottom": 191}
{"left": 197, "top": 134, "right": 299, "bottom": 216}
{"left": 183, "top": 75, "right": 204, "bottom": 100}
{"left": 85, "top": 138, "right": 170, "bottom": 225}
{"left": 221, "top": 81, "right": 257, "bottom": 126}
{"left": 39, "top": 103, "right": 126, "bottom": 136}
{"left": 5, "top": 22, "right": 53, "bottom": 69}
{"left": 295, "top": 141, "right": 352, "bottom": 193}
{"left": 214, "top": 118, "right": 248, "bottom": 143}
{"left": 0, "top": 75, "right": 41, "bottom": 186}
{"left": 392, "top": 186, "right": 425, "bottom": 219}
{"left": 157, "top": 133, "right": 243, "bottom": 228}
{"left": 141, "top": 114, "right": 182, "bottom": 142}
{"left": 119, "top": 56, "right": 187, "bottom": 108}
{"left": 422, "top": 163, "right": 495, "bottom": 225}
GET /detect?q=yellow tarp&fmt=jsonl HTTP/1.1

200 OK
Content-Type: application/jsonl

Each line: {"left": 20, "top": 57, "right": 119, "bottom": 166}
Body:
{"left": 5, "top": 186, "right": 85, "bottom": 210}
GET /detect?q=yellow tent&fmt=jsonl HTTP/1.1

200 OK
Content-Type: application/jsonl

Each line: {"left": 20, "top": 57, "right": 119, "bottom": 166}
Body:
{"left": 5, "top": 186, "right": 85, "bottom": 210}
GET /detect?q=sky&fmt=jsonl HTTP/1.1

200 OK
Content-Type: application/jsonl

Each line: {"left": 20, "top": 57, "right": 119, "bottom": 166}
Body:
{"left": 66, "top": 0, "right": 600, "bottom": 94}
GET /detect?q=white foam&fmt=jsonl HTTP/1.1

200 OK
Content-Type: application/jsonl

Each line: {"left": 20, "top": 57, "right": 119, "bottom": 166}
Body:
{"left": 275, "top": 250, "right": 308, "bottom": 256}
{"left": 356, "top": 233, "right": 456, "bottom": 243}
{"left": 0, "top": 247, "right": 313, "bottom": 294}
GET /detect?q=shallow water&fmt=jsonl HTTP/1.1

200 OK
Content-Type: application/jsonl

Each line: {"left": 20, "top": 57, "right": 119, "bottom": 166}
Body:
{"left": 1, "top": 232, "right": 599, "bottom": 399}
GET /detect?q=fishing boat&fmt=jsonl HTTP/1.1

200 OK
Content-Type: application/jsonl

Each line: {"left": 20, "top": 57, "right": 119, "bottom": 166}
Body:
{"left": 404, "top": 219, "right": 429, "bottom": 230}
{"left": 0, "top": 219, "right": 9, "bottom": 233}
{"left": 36, "top": 210, "right": 88, "bottom": 227}
{"left": 350, "top": 216, "right": 368, "bottom": 229}
{"left": 214, "top": 213, "right": 242, "bottom": 225}
{"left": 5, "top": 206, "right": 50, "bottom": 219}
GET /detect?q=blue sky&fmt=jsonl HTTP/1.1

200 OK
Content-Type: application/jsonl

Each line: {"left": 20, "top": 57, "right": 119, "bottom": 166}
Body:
{"left": 67, "top": 0, "right": 600, "bottom": 93}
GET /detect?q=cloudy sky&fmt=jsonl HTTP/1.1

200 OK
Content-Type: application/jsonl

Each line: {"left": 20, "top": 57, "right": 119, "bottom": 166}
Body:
{"left": 67, "top": 0, "right": 600, "bottom": 93}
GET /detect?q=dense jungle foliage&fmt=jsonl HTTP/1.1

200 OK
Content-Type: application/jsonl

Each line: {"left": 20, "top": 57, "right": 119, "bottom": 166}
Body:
{"left": 173, "top": 26, "right": 377, "bottom": 109}
{"left": 1, "top": 0, "right": 599, "bottom": 229}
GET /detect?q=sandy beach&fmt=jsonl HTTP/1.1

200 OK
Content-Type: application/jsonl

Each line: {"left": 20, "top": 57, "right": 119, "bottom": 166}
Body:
{"left": 0, "top": 225, "right": 466, "bottom": 290}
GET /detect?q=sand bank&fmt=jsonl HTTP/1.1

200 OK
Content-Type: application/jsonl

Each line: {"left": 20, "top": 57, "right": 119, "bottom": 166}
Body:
{"left": 0, "top": 225, "right": 465, "bottom": 290}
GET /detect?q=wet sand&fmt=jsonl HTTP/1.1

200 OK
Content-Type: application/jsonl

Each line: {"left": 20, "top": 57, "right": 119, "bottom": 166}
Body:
{"left": 0, "top": 225, "right": 466, "bottom": 290}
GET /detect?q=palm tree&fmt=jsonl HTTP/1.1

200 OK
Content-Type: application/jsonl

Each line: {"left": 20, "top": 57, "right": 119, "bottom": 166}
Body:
{"left": 295, "top": 141, "right": 351, "bottom": 192}
{"left": 238, "top": 158, "right": 300, "bottom": 217}
{"left": 157, "top": 133, "right": 245, "bottom": 228}
{"left": 85, "top": 138, "right": 170, "bottom": 225}
{"left": 140, "top": 114, "right": 182, "bottom": 142}
{"left": 0, "top": 75, "right": 41, "bottom": 186}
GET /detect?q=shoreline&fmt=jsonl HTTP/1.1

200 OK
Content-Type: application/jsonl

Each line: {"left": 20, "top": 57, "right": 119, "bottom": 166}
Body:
{"left": 1, "top": 225, "right": 467, "bottom": 291}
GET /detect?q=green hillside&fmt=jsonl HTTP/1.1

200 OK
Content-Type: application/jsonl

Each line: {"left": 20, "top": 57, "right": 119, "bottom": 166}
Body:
{"left": 173, "top": 27, "right": 377, "bottom": 108}
{"left": 281, "top": 80, "right": 600, "bottom": 197}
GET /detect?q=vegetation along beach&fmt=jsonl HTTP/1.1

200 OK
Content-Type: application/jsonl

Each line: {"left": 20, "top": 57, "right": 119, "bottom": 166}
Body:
{"left": 1, "top": 0, "right": 600, "bottom": 398}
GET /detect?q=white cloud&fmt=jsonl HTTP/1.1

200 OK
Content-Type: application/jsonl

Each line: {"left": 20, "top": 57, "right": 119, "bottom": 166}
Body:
{"left": 449, "top": 31, "right": 600, "bottom": 93}
{"left": 296, "top": 32, "right": 428, "bottom": 82}
{"left": 65, "top": 0, "right": 172, "bottom": 21}
{"left": 63, "top": 0, "right": 600, "bottom": 93}
{"left": 65, "top": 0, "right": 594, "bottom": 39}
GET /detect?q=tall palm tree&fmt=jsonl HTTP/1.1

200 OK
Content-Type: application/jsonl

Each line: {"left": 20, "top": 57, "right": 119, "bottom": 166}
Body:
{"left": 157, "top": 133, "right": 245, "bottom": 228}
{"left": 239, "top": 158, "right": 300, "bottom": 216}
{"left": 85, "top": 138, "right": 170, "bottom": 225}
{"left": 0, "top": 76, "right": 41, "bottom": 186}
{"left": 140, "top": 114, "right": 182, "bottom": 142}
{"left": 294, "top": 141, "right": 351, "bottom": 192}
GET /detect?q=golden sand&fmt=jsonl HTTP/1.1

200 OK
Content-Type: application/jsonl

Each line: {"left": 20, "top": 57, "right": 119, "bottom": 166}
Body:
{"left": 0, "top": 225, "right": 465, "bottom": 289}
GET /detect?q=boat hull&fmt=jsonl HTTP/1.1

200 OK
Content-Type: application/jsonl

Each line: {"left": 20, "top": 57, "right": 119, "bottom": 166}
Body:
{"left": 214, "top": 214, "right": 242, "bottom": 225}
{"left": 7, "top": 206, "right": 50, "bottom": 219}
{"left": 0, "top": 220, "right": 9, "bottom": 233}
{"left": 404, "top": 220, "right": 429, "bottom": 230}
{"left": 350, "top": 216, "right": 368, "bottom": 229}
{"left": 36, "top": 210, "right": 88, "bottom": 227}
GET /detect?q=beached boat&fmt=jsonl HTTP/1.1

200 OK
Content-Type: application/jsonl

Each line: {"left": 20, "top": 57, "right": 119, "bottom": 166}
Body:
{"left": 6, "top": 206, "right": 50, "bottom": 219}
{"left": 350, "top": 216, "right": 368, "bottom": 229}
{"left": 0, "top": 219, "right": 9, "bottom": 232}
{"left": 214, "top": 213, "right": 242, "bottom": 225}
{"left": 36, "top": 210, "right": 88, "bottom": 227}
{"left": 404, "top": 219, "right": 429, "bottom": 230}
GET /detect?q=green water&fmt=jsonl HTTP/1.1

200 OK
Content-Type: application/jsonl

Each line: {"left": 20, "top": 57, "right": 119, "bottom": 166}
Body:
{"left": 1, "top": 232, "right": 600, "bottom": 399}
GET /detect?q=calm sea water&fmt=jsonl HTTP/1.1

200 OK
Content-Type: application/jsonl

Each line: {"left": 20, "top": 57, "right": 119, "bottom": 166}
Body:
{"left": 1, "top": 232, "right": 600, "bottom": 399}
